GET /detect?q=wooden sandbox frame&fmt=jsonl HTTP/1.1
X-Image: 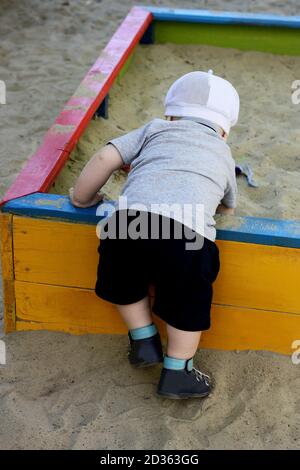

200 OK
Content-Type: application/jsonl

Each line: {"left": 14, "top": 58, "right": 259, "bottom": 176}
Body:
{"left": 1, "top": 7, "right": 300, "bottom": 354}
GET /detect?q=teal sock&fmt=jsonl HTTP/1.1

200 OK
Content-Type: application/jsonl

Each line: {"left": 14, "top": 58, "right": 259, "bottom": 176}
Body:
{"left": 130, "top": 323, "right": 157, "bottom": 340}
{"left": 163, "top": 355, "right": 193, "bottom": 372}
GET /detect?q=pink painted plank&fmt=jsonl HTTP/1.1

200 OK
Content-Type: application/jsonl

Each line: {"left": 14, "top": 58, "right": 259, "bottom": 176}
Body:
{"left": 2, "top": 6, "right": 152, "bottom": 205}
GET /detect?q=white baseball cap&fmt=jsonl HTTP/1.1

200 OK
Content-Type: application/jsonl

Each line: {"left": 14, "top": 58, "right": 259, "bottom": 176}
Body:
{"left": 164, "top": 70, "right": 240, "bottom": 134}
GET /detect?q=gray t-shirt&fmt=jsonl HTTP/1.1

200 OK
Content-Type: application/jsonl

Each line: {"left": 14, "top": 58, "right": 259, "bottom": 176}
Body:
{"left": 108, "top": 118, "right": 237, "bottom": 241}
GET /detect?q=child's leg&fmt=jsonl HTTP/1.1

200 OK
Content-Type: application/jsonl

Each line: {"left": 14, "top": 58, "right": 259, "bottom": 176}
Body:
{"left": 116, "top": 296, "right": 164, "bottom": 367}
{"left": 157, "top": 324, "right": 210, "bottom": 399}
{"left": 116, "top": 296, "right": 152, "bottom": 330}
{"left": 166, "top": 323, "right": 201, "bottom": 359}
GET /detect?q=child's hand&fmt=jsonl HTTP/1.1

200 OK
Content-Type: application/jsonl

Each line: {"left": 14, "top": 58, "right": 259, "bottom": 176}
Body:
{"left": 216, "top": 204, "right": 235, "bottom": 216}
{"left": 69, "top": 187, "right": 103, "bottom": 208}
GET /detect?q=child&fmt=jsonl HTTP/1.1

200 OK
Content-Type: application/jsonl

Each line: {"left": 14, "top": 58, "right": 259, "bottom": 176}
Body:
{"left": 69, "top": 71, "right": 239, "bottom": 400}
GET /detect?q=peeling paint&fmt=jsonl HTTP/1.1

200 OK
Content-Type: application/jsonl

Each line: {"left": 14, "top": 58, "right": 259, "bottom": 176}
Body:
{"left": 90, "top": 71, "right": 107, "bottom": 83}
{"left": 73, "top": 83, "right": 99, "bottom": 99}
{"left": 35, "top": 197, "right": 66, "bottom": 209}
{"left": 52, "top": 124, "right": 76, "bottom": 135}
{"left": 63, "top": 104, "right": 89, "bottom": 111}
{"left": 216, "top": 215, "right": 244, "bottom": 231}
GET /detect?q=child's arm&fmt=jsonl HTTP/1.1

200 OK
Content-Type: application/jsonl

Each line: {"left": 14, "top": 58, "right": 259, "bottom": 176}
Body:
{"left": 216, "top": 204, "right": 235, "bottom": 216}
{"left": 69, "top": 144, "right": 123, "bottom": 208}
{"left": 219, "top": 159, "right": 237, "bottom": 216}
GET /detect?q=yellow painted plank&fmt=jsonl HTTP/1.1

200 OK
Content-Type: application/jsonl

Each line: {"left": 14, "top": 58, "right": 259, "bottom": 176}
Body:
{"left": 201, "top": 306, "right": 300, "bottom": 354}
{"left": 0, "top": 213, "right": 16, "bottom": 332}
{"left": 15, "top": 280, "right": 125, "bottom": 335}
{"left": 215, "top": 240, "right": 300, "bottom": 315}
{"left": 13, "top": 216, "right": 300, "bottom": 315}
{"left": 13, "top": 216, "right": 99, "bottom": 289}
{"left": 15, "top": 280, "right": 300, "bottom": 354}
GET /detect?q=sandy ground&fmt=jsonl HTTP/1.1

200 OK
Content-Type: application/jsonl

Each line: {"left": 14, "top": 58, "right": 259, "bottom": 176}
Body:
{"left": 52, "top": 43, "right": 300, "bottom": 220}
{"left": 1, "top": 0, "right": 300, "bottom": 450}
{"left": 1, "top": 332, "right": 299, "bottom": 450}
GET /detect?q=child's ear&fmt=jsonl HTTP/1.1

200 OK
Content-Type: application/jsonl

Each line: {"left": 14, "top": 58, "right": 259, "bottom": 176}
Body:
{"left": 222, "top": 130, "right": 228, "bottom": 141}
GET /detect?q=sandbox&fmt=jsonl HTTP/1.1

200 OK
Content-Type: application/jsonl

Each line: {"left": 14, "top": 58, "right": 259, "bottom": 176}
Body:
{"left": 52, "top": 42, "right": 300, "bottom": 221}
{"left": 1, "top": 7, "right": 300, "bottom": 354}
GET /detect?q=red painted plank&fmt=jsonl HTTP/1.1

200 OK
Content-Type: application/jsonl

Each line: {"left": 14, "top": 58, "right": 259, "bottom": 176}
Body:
{"left": 1, "top": 6, "right": 152, "bottom": 205}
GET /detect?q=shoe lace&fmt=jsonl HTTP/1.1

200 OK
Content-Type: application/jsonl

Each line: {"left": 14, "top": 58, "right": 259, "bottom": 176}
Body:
{"left": 192, "top": 367, "right": 210, "bottom": 386}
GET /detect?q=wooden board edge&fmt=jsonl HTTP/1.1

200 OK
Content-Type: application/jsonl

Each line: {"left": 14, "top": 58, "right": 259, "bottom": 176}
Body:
{"left": 0, "top": 213, "right": 16, "bottom": 333}
{"left": 1, "top": 6, "right": 153, "bottom": 205}
{"left": 145, "top": 7, "right": 300, "bottom": 28}
{"left": 3, "top": 194, "right": 300, "bottom": 248}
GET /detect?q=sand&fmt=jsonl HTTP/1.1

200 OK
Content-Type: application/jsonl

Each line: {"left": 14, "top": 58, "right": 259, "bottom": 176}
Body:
{"left": 1, "top": 331, "right": 299, "bottom": 450}
{"left": 1, "top": 0, "right": 300, "bottom": 450}
{"left": 52, "top": 43, "right": 300, "bottom": 221}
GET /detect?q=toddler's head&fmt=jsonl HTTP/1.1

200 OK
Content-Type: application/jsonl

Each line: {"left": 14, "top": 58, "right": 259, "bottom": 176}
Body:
{"left": 164, "top": 70, "right": 240, "bottom": 139}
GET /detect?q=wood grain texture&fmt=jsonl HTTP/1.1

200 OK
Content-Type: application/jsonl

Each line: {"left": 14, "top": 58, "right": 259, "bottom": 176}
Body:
{"left": 215, "top": 240, "right": 300, "bottom": 315}
{"left": 0, "top": 214, "right": 16, "bottom": 332}
{"left": 14, "top": 280, "right": 300, "bottom": 354}
{"left": 200, "top": 305, "right": 300, "bottom": 354}
{"left": 13, "top": 216, "right": 99, "bottom": 289}
{"left": 13, "top": 216, "right": 300, "bottom": 315}
{"left": 15, "top": 280, "right": 125, "bottom": 335}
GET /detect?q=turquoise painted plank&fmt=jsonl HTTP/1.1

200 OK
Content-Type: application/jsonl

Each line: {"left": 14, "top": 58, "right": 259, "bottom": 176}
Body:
{"left": 217, "top": 217, "right": 300, "bottom": 249}
{"left": 143, "top": 7, "right": 300, "bottom": 28}
{"left": 2, "top": 193, "right": 300, "bottom": 248}
{"left": 1, "top": 193, "right": 112, "bottom": 225}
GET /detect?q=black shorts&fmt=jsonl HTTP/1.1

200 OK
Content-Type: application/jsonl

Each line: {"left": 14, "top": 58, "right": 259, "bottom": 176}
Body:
{"left": 95, "top": 210, "right": 220, "bottom": 332}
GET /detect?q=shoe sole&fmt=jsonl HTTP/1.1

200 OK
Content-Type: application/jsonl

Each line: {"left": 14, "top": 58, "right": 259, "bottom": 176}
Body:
{"left": 156, "top": 391, "right": 210, "bottom": 399}
{"left": 130, "top": 359, "right": 163, "bottom": 368}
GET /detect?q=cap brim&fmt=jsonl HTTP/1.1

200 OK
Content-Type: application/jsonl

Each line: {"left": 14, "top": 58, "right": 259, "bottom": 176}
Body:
{"left": 165, "top": 104, "right": 231, "bottom": 134}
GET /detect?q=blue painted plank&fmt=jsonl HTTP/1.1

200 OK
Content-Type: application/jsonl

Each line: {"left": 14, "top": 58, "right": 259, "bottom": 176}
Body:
{"left": 216, "top": 217, "right": 300, "bottom": 249}
{"left": 1, "top": 193, "right": 114, "bottom": 225}
{"left": 143, "top": 7, "right": 300, "bottom": 28}
{"left": 2, "top": 193, "right": 300, "bottom": 248}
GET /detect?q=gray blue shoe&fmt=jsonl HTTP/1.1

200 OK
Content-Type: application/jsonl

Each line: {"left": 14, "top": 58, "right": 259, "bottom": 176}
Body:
{"left": 127, "top": 331, "right": 164, "bottom": 368}
{"left": 157, "top": 357, "right": 212, "bottom": 399}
